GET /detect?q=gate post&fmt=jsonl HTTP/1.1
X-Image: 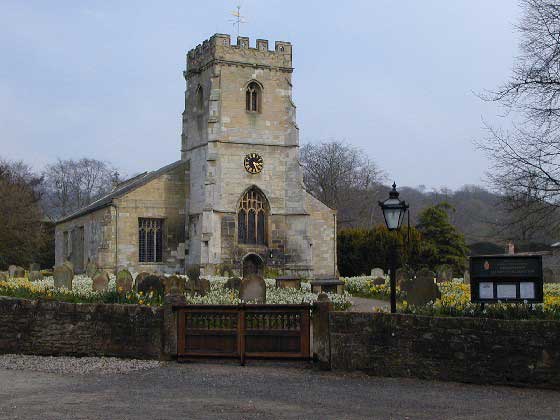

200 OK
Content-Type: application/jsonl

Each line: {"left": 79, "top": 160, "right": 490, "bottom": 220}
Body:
{"left": 312, "top": 293, "right": 333, "bottom": 370}
{"left": 163, "top": 292, "right": 187, "bottom": 360}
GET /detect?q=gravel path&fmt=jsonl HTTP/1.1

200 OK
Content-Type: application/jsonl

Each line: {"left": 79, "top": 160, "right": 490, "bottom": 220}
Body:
{"left": 0, "top": 354, "right": 162, "bottom": 375}
{"left": 1, "top": 356, "right": 559, "bottom": 419}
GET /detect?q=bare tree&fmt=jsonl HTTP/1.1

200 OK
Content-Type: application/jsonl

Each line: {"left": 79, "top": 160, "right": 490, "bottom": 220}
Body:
{"left": 43, "top": 158, "right": 119, "bottom": 218}
{"left": 480, "top": 0, "right": 560, "bottom": 240}
{"left": 300, "top": 141, "right": 384, "bottom": 227}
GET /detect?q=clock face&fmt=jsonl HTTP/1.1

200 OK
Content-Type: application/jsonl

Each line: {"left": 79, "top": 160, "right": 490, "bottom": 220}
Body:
{"left": 244, "top": 153, "right": 263, "bottom": 174}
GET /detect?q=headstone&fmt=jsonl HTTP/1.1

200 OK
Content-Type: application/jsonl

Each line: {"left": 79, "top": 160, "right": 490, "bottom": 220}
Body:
{"left": 134, "top": 272, "right": 151, "bottom": 292}
{"left": 53, "top": 265, "right": 73, "bottom": 290}
{"left": 13, "top": 266, "right": 25, "bottom": 278}
{"left": 372, "top": 277, "right": 385, "bottom": 286}
{"left": 137, "top": 274, "right": 164, "bottom": 297}
{"left": 92, "top": 271, "right": 110, "bottom": 292}
{"left": 0, "top": 272, "right": 8, "bottom": 282}
{"left": 436, "top": 264, "right": 453, "bottom": 283}
{"left": 275, "top": 274, "right": 301, "bottom": 289}
{"left": 28, "top": 271, "right": 44, "bottom": 282}
{"left": 86, "top": 260, "right": 98, "bottom": 278}
{"left": 240, "top": 273, "right": 266, "bottom": 303}
{"left": 29, "top": 263, "right": 40, "bottom": 272}
{"left": 225, "top": 276, "right": 242, "bottom": 291}
{"left": 116, "top": 269, "right": 134, "bottom": 294}
{"left": 163, "top": 275, "right": 185, "bottom": 295}
{"left": 63, "top": 260, "right": 74, "bottom": 273}
{"left": 396, "top": 268, "right": 413, "bottom": 290}
{"left": 543, "top": 268, "right": 557, "bottom": 283}
{"left": 405, "top": 268, "right": 440, "bottom": 306}
{"left": 463, "top": 270, "right": 471, "bottom": 284}
{"left": 371, "top": 268, "right": 384, "bottom": 278}
{"left": 197, "top": 277, "right": 210, "bottom": 296}
{"left": 8, "top": 265, "right": 16, "bottom": 277}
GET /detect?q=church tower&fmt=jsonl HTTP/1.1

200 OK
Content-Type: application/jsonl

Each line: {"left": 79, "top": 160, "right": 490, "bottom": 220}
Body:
{"left": 181, "top": 34, "right": 336, "bottom": 277}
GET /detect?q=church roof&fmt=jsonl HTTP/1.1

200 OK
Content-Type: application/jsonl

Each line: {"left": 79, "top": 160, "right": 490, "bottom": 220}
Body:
{"left": 56, "top": 160, "right": 185, "bottom": 224}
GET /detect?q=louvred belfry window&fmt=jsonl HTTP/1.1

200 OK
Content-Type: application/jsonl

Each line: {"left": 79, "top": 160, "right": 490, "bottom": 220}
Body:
{"left": 139, "top": 218, "right": 164, "bottom": 262}
{"left": 238, "top": 188, "right": 268, "bottom": 245}
{"left": 245, "top": 82, "right": 261, "bottom": 112}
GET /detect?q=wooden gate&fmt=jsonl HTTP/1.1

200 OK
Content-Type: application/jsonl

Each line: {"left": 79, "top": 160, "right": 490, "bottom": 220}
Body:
{"left": 174, "top": 304, "right": 310, "bottom": 364}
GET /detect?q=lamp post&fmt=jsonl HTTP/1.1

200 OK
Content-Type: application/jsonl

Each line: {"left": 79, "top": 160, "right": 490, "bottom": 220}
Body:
{"left": 379, "top": 182, "right": 409, "bottom": 313}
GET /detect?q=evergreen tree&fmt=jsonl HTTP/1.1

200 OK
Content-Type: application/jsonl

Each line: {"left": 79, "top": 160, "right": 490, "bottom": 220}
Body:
{"left": 416, "top": 202, "right": 469, "bottom": 273}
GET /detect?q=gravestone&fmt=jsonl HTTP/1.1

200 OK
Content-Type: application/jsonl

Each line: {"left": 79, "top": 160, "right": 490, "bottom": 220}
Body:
{"left": 405, "top": 268, "right": 440, "bottom": 306}
{"left": 13, "top": 266, "right": 25, "bottom": 278}
{"left": 29, "top": 263, "right": 40, "bottom": 272}
{"left": 63, "top": 260, "right": 74, "bottom": 273}
{"left": 28, "top": 271, "right": 44, "bottom": 282}
{"left": 275, "top": 274, "right": 301, "bottom": 289}
{"left": 225, "top": 276, "right": 242, "bottom": 292}
{"left": 134, "top": 272, "right": 151, "bottom": 292}
{"left": 92, "top": 271, "right": 110, "bottom": 292}
{"left": 137, "top": 274, "right": 164, "bottom": 297}
{"left": 372, "top": 277, "right": 385, "bottom": 286}
{"left": 543, "top": 268, "right": 557, "bottom": 283}
{"left": 436, "top": 264, "right": 453, "bottom": 283}
{"left": 8, "top": 265, "right": 16, "bottom": 277}
{"left": 463, "top": 270, "right": 471, "bottom": 284}
{"left": 163, "top": 275, "right": 186, "bottom": 295}
{"left": 0, "top": 272, "right": 7, "bottom": 281}
{"left": 371, "top": 268, "right": 384, "bottom": 278}
{"left": 53, "top": 265, "right": 73, "bottom": 290}
{"left": 86, "top": 260, "right": 98, "bottom": 278}
{"left": 240, "top": 273, "right": 266, "bottom": 303}
{"left": 197, "top": 278, "right": 210, "bottom": 296}
{"left": 116, "top": 269, "right": 133, "bottom": 294}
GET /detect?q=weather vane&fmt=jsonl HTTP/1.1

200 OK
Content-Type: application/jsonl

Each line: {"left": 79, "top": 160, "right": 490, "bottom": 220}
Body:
{"left": 229, "top": 5, "right": 247, "bottom": 38}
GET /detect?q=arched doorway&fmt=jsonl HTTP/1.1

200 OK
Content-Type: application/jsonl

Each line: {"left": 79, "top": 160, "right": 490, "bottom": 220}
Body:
{"left": 242, "top": 253, "right": 264, "bottom": 278}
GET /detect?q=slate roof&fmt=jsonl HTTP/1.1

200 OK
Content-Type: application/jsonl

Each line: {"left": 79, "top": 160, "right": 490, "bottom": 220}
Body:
{"left": 56, "top": 160, "right": 185, "bottom": 224}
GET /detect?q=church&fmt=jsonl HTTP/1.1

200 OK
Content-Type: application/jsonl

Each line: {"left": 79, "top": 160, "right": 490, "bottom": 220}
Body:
{"left": 54, "top": 34, "right": 337, "bottom": 278}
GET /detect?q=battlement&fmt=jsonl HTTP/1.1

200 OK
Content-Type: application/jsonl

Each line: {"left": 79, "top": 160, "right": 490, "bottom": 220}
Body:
{"left": 186, "top": 34, "right": 292, "bottom": 76}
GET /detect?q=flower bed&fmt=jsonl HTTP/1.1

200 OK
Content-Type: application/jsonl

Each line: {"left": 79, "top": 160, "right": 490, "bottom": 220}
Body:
{"left": 0, "top": 275, "right": 352, "bottom": 311}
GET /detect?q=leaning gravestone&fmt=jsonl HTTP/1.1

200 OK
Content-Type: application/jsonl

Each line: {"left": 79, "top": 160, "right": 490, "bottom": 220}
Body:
{"left": 463, "top": 269, "right": 471, "bottom": 284}
{"left": 116, "top": 269, "right": 134, "bottom": 294}
{"left": 13, "top": 266, "right": 25, "bottom": 278}
{"left": 543, "top": 268, "right": 557, "bottom": 283}
{"left": 371, "top": 268, "right": 384, "bottom": 278}
{"left": 134, "top": 272, "right": 151, "bottom": 292}
{"left": 92, "top": 271, "right": 110, "bottom": 292}
{"left": 225, "top": 276, "right": 242, "bottom": 292}
{"left": 28, "top": 271, "right": 43, "bottom": 282}
{"left": 372, "top": 277, "right": 385, "bottom": 286}
{"left": 240, "top": 273, "right": 266, "bottom": 303}
{"left": 137, "top": 274, "right": 164, "bottom": 297}
{"left": 29, "top": 263, "right": 40, "bottom": 272}
{"left": 53, "top": 265, "right": 73, "bottom": 290}
{"left": 405, "top": 268, "right": 440, "bottom": 306}
{"left": 436, "top": 264, "right": 453, "bottom": 283}
{"left": 86, "top": 260, "right": 98, "bottom": 278}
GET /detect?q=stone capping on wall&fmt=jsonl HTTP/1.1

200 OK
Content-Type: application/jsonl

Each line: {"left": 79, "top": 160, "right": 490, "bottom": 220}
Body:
{"left": 322, "top": 310, "right": 560, "bottom": 389}
{"left": 0, "top": 296, "right": 166, "bottom": 360}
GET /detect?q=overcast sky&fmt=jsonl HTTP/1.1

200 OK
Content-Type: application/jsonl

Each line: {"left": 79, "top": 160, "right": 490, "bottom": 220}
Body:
{"left": 0, "top": 0, "right": 521, "bottom": 190}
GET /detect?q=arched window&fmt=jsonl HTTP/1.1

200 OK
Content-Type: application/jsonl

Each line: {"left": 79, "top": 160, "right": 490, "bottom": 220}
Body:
{"left": 238, "top": 188, "right": 268, "bottom": 245}
{"left": 195, "top": 85, "right": 203, "bottom": 113}
{"left": 245, "top": 82, "right": 261, "bottom": 113}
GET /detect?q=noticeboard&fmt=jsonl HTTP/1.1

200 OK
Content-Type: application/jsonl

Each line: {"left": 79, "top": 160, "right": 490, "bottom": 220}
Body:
{"left": 469, "top": 255, "right": 543, "bottom": 303}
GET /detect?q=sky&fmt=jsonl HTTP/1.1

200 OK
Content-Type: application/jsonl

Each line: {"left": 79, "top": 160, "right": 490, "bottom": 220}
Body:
{"left": 0, "top": 0, "right": 522, "bottom": 190}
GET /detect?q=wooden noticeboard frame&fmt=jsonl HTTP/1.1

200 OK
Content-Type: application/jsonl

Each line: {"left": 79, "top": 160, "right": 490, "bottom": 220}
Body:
{"left": 469, "top": 255, "right": 543, "bottom": 303}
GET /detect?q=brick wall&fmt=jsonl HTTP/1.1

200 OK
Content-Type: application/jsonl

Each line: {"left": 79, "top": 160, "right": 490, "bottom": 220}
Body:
{"left": 328, "top": 312, "right": 560, "bottom": 389}
{"left": 0, "top": 297, "right": 164, "bottom": 359}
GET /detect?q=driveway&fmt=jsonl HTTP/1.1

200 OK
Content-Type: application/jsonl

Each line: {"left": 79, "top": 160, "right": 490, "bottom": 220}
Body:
{"left": 0, "top": 359, "right": 558, "bottom": 419}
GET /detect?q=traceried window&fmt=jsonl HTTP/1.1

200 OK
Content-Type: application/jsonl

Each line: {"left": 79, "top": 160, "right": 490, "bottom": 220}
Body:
{"left": 238, "top": 188, "right": 268, "bottom": 245}
{"left": 138, "top": 218, "right": 164, "bottom": 263}
{"left": 245, "top": 82, "right": 261, "bottom": 113}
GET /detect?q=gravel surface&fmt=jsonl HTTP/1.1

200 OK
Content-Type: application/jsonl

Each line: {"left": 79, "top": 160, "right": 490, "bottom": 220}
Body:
{"left": 0, "top": 354, "right": 162, "bottom": 375}
{"left": 1, "top": 357, "right": 559, "bottom": 419}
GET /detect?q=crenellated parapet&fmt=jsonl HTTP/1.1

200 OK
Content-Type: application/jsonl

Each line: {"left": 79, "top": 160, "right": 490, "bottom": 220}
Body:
{"left": 186, "top": 34, "right": 292, "bottom": 77}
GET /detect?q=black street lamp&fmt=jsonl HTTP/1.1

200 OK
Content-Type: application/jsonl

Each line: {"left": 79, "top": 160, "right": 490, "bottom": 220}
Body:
{"left": 379, "top": 182, "right": 409, "bottom": 313}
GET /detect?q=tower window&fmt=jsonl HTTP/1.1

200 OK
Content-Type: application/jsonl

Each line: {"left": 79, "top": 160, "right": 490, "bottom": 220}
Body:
{"left": 195, "top": 85, "right": 204, "bottom": 113}
{"left": 245, "top": 82, "right": 261, "bottom": 113}
{"left": 238, "top": 187, "right": 268, "bottom": 245}
{"left": 139, "top": 218, "right": 164, "bottom": 263}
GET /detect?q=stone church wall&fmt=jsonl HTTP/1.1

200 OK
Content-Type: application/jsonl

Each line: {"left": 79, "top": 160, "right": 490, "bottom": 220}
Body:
{"left": 305, "top": 193, "right": 337, "bottom": 276}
